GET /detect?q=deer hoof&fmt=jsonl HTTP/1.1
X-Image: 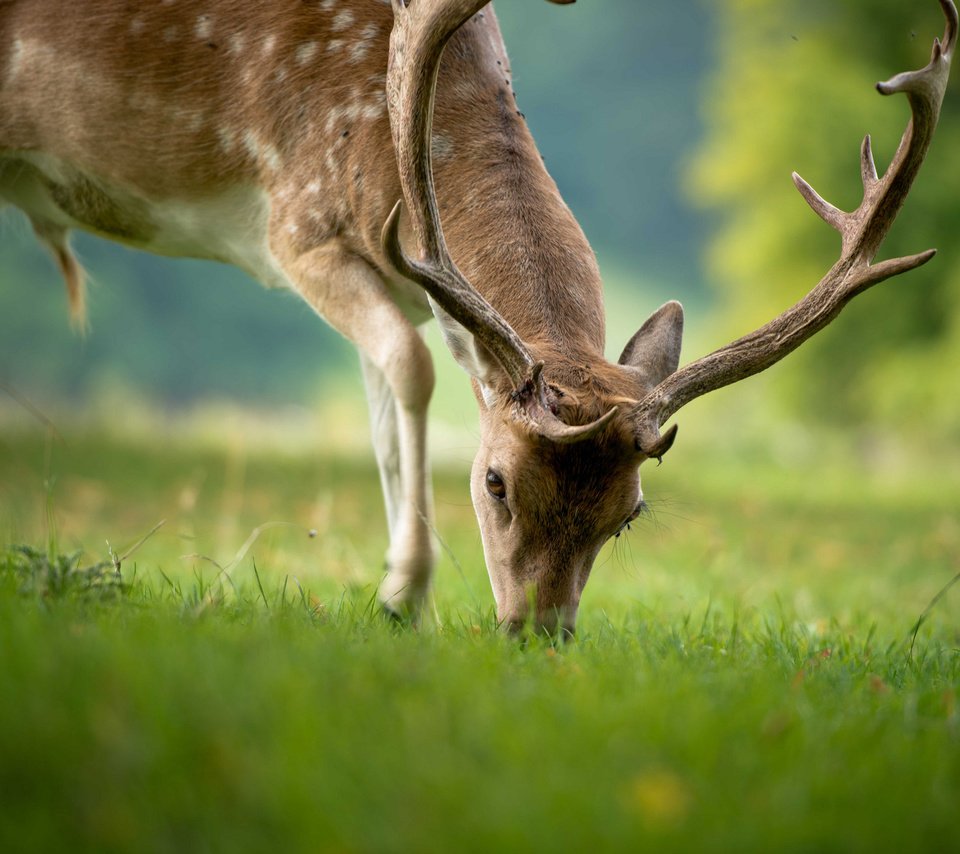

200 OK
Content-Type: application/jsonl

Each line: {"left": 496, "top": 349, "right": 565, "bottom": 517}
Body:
{"left": 377, "top": 563, "right": 430, "bottom": 620}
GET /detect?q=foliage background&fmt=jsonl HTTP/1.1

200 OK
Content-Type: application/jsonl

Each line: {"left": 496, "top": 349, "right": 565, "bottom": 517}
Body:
{"left": 692, "top": 0, "right": 960, "bottom": 438}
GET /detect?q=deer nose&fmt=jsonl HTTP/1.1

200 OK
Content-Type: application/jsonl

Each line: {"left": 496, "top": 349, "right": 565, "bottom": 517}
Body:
{"left": 534, "top": 608, "right": 577, "bottom": 640}
{"left": 498, "top": 609, "right": 577, "bottom": 640}
{"left": 500, "top": 615, "right": 527, "bottom": 636}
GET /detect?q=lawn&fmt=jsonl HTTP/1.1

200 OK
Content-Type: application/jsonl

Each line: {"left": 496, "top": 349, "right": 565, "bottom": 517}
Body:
{"left": 0, "top": 416, "right": 958, "bottom": 852}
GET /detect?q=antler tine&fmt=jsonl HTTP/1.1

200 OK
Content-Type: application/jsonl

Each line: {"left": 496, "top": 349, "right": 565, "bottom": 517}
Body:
{"left": 630, "top": 0, "right": 956, "bottom": 459}
{"left": 860, "top": 135, "right": 879, "bottom": 189}
{"left": 383, "top": 0, "right": 550, "bottom": 392}
{"left": 945, "top": 0, "right": 959, "bottom": 53}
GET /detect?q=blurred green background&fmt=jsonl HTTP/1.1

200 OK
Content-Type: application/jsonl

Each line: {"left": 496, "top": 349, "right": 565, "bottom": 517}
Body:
{"left": 1, "top": 0, "right": 958, "bottom": 442}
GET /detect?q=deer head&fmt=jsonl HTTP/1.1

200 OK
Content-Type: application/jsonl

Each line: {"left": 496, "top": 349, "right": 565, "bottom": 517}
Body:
{"left": 446, "top": 303, "right": 683, "bottom": 634}
{"left": 382, "top": 0, "right": 956, "bottom": 634}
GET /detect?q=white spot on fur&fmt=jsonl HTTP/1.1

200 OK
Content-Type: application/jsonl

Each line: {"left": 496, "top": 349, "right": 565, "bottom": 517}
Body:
{"left": 452, "top": 77, "right": 481, "bottom": 101}
{"left": 229, "top": 33, "right": 246, "bottom": 55}
{"left": 264, "top": 147, "right": 281, "bottom": 171}
{"left": 349, "top": 40, "right": 372, "bottom": 64}
{"left": 326, "top": 100, "right": 372, "bottom": 136}
{"left": 331, "top": 10, "right": 354, "bottom": 32}
{"left": 262, "top": 34, "right": 277, "bottom": 55}
{"left": 306, "top": 180, "right": 322, "bottom": 195}
{"left": 195, "top": 15, "right": 214, "bottom": 40}
{"left": 130, "top": 17, "right": 145, "bottom": 35}
{"left": 350, "top": 23, "right": 380, "bottom": 62}
{"left": 295, "top": 41, "right": 319, "bottom": 66}
{"left": 242, "top": 130, "right": 281, "bottom": 171}
{"left": 286, "top": 223, "right": 299, "bottom": 235}
{"left": 7, "top": 38, "right": 25, "bottom": 80}
{"left": 320, "top": 0, "right": 337, "bottom": 12}
{"left": 274, "top": 66, "right": 288, "bottom": 83}
{"left": 217, "top": 127, "right": 238, "bottom": 152}
{"left": 130, "top": 91, "right": 162, "bottom": 112}
{"left": 432, "top": 134, "right": 454, "bottom": 161}
{"left": 325, "top": 106, "right": 345, "bottom": 135}
{"left": 173, "top": 106, "right": 205, "bottom": 133}
{"left": 326, "top": 39, "right": 345, "bottom": 54}
{"left": 242, "top": 130, "right": 261, "bottom": 160}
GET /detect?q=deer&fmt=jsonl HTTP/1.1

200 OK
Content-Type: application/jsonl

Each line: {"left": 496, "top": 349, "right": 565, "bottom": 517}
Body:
{"left": 0, "top": 0, "right": 955, "bottom": 634}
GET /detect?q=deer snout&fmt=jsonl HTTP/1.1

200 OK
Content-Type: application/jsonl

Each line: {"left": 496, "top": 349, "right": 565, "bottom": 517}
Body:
{"left": 498, "top": 602, "right": 578, "bottom": 639}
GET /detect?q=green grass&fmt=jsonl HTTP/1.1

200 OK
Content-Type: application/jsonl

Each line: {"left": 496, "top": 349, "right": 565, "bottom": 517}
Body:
{"left": 1, "top": 424, "right": 958, "bottom": 852}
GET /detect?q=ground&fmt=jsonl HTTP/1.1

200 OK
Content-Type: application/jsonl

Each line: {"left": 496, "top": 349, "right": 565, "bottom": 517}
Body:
{"left": 0, "top": 417, "right": 958, "bottom": 852}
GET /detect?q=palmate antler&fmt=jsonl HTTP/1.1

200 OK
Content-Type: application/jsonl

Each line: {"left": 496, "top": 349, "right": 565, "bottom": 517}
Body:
{"left": 631, "top": 0, "right": 958, "bottom": 459}
{"left": 381, "top": 0, "right": 618, "bottom": 444}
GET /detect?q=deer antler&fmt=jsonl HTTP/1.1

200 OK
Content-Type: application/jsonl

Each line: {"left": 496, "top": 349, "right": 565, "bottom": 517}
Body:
{"left": 631, "top": 0, "right": 958, "bottom": 460}
{"left": 382, "top": 0, "right": 610, "bottom": 443}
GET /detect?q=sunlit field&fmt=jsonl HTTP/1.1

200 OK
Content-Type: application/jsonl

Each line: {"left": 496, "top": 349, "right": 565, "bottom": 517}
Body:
{"left": 1, "top": 406, "right": 958, "bottom": 852}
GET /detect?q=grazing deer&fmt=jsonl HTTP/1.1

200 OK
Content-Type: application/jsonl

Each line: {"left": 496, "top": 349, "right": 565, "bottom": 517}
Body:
{"left": 1, "top": 1, "right": 955, "bottom": 633}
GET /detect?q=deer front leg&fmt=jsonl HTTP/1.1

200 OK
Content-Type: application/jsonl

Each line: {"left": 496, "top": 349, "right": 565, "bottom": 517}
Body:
{"left": 360, "top": 343, "right": 438, "bottom": 614}
{"left": 360, "top": 353, "right": 403, "bottom": 539}
{"left": 277, "top": 241, "right": 437, "bottom": 616}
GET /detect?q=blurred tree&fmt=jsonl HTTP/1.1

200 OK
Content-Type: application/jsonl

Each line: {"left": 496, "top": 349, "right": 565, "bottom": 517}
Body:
{"left": 689, "top": 0, "right": 960, "bottom": 438}
{"left": 495, "top": 0, "right": 712, "bottom": 285}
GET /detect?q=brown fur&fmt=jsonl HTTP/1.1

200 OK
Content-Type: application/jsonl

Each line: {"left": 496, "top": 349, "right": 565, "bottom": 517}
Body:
{"left": 0, "top": 1, "right": 610, "bottom": 370}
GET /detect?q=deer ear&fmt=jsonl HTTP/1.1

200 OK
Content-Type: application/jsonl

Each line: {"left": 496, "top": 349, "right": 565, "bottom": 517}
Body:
{"left": 619, "top": 300, "right": 684, "bottom": 385}
{"left": 430, "top": 298, "right": 501, "bottom": 406}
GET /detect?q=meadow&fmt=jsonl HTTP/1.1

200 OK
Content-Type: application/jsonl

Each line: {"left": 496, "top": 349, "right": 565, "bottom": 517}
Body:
{"left": 0, "top": 0, "right": 956, "bottom": 848}
{"left": 1, "top": 405, "right": 958, "bottom": 853}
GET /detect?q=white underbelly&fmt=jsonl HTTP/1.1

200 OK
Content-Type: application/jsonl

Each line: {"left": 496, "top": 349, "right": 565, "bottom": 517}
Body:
{"left": 135, "top": 187, "right": 289, "bottom": 289}
{"left": 0, "top": 151, "right": 289, "bottom": 289}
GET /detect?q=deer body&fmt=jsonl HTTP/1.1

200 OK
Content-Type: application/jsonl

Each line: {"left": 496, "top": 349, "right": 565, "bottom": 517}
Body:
{"left": 3, "top": 0, "right": 955, "bottom": 634}
{"left": 0, "top": 1, "right": 600, "bottom": 329}
{"left": 2, "top": 2, "right": 418, "bottom": 295}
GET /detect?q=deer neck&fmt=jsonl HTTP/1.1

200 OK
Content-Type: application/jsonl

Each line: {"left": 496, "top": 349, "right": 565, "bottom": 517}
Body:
{"left": 435, "top": 145, "right": 606, "bottom": 362}
{"left": 428, "top": 105, "right": 606, "bottom": 373}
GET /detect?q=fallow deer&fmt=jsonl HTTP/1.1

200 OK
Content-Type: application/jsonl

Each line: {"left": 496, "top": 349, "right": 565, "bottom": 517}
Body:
{"left": 0, "top": 0, "right": 955, "bottom": 634}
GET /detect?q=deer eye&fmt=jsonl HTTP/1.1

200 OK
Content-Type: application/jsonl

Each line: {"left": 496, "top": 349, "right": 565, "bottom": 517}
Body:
{"left": 485, "top": 469, "right": 507, "bottom": 501}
